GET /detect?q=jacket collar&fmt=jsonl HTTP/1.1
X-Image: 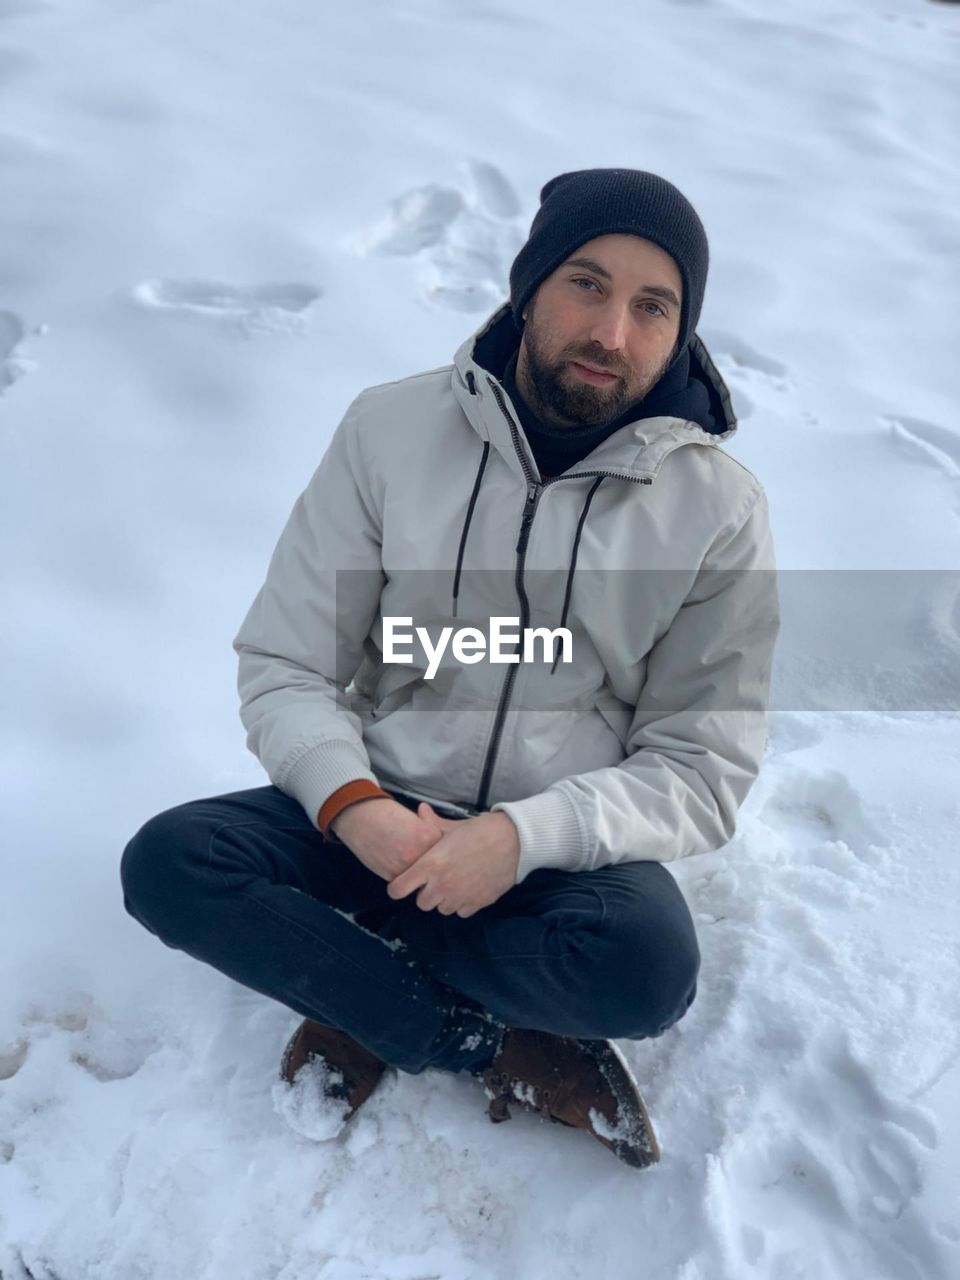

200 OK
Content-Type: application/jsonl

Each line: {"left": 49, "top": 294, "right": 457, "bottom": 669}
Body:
{"left": 451, "top": 302, "right": 739, "bottom": 483}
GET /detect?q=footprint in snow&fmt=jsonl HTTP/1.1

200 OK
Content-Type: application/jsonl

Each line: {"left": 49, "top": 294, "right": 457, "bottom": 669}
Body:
{"left": 347, "top": 157, "right": 526, "bottom": 313}
{"left": 882, "top": 412, "right": 960, "bottom": 519}
{"left": 2, "top": 993, "right": 160, "bottom": 1083}
{"left": 0, "top": 1036, "right": 28, "bottom": 1079}
{"left": 700, "top": 326, "right": 795, "bottom": 421}
{"left": 758, "top": 762, "right": 886, "bottom": 870}
{"left": 766, "top": 712, "right": 825, "bottom": 758}
{"left": 722, "top": 1026, "right": 943, "bottom": 1279}
{"left": 0, "top": 308, "right": 40, "bottom": 395}
{"left": 131, "top": 279, "right": 322, "bottom": 336}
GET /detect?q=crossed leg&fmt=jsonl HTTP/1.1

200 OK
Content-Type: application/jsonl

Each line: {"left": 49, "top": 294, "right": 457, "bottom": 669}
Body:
{"left": 120, "top": 786, "right": 699, "bottom": 1075}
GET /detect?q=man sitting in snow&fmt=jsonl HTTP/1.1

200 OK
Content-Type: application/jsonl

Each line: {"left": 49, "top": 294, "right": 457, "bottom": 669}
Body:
{"left": 120, "top": 168, "right": 780, "bottom": 1169}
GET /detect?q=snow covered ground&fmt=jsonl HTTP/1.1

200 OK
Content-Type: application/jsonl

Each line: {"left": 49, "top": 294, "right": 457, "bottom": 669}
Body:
{"left": 2, "top": 0, "right": 959, "bottom": 1276}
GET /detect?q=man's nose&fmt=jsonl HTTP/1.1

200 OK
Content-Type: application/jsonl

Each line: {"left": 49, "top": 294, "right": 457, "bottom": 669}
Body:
{"left": 588, "top": 303, "right": 629, "bottom": 351}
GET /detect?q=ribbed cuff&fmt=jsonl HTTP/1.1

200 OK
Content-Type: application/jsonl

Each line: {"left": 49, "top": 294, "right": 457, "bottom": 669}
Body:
{"left": 318, "top": 780, "right": 392, "bottom": 839}
{"left": 489, "top": 787, "right": 590, "bottom": 882}
{"left": 282, "top": 740, "right": 380, "bottom": 832}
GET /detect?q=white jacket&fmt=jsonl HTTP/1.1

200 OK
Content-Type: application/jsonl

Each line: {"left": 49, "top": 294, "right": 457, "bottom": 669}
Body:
{"left": 233, "top": 303, "right": 780, "bottom": 883}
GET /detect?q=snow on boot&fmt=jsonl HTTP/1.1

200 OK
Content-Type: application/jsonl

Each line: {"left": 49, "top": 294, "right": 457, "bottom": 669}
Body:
{"left": 275, "top": 1017, "right": 389, "bottom": 1138}
{"left": 481, "top": 1027, "right": 660, "bottom": 1169}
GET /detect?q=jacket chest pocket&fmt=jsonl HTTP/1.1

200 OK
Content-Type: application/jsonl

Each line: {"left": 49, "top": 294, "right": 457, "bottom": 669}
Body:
{"left": 371, "top": 664, "right": 424, "bottom": 719}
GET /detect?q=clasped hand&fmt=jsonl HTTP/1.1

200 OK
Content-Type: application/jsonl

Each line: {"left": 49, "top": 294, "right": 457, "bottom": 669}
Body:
{"left": 331, "top": 796, "right": 520, "bottom": 917}
{"left": 386, "top": 803, "right": 521, "bottom": 918}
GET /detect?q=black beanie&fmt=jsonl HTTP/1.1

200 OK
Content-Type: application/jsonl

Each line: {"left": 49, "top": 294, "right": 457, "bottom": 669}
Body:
{"left": 509, "top": 168, "right": 709, "bottom": 363}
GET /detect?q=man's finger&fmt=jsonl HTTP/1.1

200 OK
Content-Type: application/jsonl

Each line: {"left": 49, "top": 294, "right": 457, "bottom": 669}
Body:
{"left": 417, "top": 802, "right": 459, "bottom": 831}
{"left": 388, "top": 862, "right": 430, "bottom": 899}
{"left": 416, "top": 886, "right": 443, "bottom": 912}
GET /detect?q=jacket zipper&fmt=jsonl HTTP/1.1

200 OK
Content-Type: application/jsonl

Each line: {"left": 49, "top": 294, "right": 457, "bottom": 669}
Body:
{"left": 473, "top": 378, "right": 654, "bottom": 811}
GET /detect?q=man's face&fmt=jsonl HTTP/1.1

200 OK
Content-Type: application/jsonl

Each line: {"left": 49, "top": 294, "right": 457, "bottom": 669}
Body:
{"left": 515, "top": 234, "right": 683, "bottom": 429}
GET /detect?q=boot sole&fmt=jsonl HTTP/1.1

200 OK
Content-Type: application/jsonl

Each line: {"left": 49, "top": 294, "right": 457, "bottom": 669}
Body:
{"left": 579, "top": 1038, "right": 661, "bottom": 1169}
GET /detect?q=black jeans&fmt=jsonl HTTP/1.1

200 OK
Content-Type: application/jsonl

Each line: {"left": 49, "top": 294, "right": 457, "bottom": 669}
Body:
{"left": 120, "top": 785, "right": 700, "bottom": 1076}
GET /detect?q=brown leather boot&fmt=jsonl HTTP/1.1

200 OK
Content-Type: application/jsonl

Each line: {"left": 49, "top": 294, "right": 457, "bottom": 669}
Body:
{"left": 278, "top": 1018, "right": 389, "bottom": 1124}
{"left": 480, "top": 1028, "right": 660, "bottom": 1169}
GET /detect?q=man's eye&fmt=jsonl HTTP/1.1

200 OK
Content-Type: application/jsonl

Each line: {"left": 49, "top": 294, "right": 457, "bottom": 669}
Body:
{"left": 641, "top": 302, "right": 666, "bottom": 317}
{"left": 572, "top": 277, "right": 598, "bottom": 291}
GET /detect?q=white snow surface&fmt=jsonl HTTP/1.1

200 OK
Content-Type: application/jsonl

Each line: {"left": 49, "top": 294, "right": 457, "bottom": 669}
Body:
{"left": 2, "top": 0, "right": 960, "bottom": 1277}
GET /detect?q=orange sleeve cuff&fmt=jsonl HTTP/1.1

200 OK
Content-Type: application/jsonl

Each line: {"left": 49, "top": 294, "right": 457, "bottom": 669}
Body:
{"left": 317, "top": 780, "right": 392, "bottom": 839}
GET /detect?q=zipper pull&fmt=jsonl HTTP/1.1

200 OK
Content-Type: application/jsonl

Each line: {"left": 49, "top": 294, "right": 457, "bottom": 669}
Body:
{"left": 516, "top": 482, "right": 540, "bottom": 554}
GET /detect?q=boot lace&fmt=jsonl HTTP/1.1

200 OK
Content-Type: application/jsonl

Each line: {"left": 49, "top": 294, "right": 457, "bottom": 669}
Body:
{"left": 487, "top": 1070, "right": 554, "bottom": 1120}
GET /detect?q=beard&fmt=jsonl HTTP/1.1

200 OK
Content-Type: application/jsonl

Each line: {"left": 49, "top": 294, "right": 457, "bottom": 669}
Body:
{"left": 519, "top": 306, "right": 677, "bottom": 429}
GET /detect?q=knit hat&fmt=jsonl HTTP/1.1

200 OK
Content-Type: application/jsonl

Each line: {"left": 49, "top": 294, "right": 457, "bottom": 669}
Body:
{"left": 509, "top": 168, "right": 709, "bottom": 362}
